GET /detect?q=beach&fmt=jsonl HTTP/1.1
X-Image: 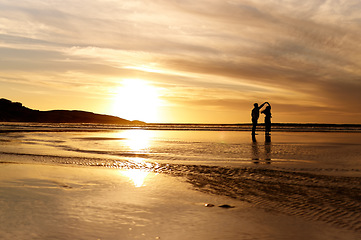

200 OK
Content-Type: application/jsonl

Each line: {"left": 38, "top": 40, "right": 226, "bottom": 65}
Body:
{"left": 1, "top": 163, "right": 360, "bottom": 240}
{"left": 1, "top": 123, "right": 361, "bottom": 239}
{"left": 2, "top": 0, "right": 361, "bottom": 239}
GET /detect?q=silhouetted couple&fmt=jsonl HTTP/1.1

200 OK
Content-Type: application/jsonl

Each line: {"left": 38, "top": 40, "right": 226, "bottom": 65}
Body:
{"left": 251, "top": 102, "right": 271, "bottom": 136}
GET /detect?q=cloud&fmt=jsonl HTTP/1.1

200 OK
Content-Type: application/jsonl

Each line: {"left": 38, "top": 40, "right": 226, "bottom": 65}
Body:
{"left": 1, "top": 0, "right": 361, "bottom": 122}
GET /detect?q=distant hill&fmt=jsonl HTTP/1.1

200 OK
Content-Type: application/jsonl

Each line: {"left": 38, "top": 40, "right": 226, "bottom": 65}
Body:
{"left": 0, "top": 98, "right": 145, "bottom": 124}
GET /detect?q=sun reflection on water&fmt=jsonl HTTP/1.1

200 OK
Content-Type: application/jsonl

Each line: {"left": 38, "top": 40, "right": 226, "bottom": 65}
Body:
{"left": 115, "top": 130, "right": 154, "bottom": 187}
{"left": 120, "top": 130, "right": 154, "bottom": 152}
{"left": 121, "top": 169, "right": 150, "bottom": 187}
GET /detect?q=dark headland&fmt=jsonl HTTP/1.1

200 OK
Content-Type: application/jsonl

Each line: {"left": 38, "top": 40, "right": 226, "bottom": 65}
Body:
{"left": 0, "top": 98, "right": 145, "bottom": 124}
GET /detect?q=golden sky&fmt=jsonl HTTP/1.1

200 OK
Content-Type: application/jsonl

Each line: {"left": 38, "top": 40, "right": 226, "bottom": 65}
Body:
{"left": 1, "top": 0, "right": 361, "bottom": 123}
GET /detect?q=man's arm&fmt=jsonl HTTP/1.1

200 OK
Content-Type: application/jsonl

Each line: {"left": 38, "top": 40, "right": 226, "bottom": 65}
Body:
{"left": 259, "top": 102, "right": 268, "bottom": 108}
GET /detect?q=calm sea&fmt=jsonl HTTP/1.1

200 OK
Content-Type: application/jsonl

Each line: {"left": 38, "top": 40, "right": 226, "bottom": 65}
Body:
{"left": 1, "top": 122, "right": 361, "bottom": 171}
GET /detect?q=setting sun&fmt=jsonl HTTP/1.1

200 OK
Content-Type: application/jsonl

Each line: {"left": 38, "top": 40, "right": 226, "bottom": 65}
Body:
{"left": 112, "top": 79, "right": 162, "bottom": 122}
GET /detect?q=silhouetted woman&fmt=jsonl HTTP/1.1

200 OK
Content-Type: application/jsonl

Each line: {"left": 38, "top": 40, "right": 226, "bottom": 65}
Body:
{"left": 261, "top": 104, "right": 271, "bottom": 135}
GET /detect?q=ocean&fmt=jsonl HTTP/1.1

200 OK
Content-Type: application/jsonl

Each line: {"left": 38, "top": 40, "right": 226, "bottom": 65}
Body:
{"left": 1, "top": 122, "right": 361, "bottom": 239}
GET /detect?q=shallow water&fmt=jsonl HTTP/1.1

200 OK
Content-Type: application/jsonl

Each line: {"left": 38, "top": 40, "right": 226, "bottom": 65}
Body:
{"left": 1, "top": 123, "right": 361, "bottom": 237}
{"left": 1, "top": 127, "right": 361, "bottom": 174}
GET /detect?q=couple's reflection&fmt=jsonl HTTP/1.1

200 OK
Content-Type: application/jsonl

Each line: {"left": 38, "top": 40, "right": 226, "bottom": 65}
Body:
{"left": 252, "top": 134, "right": 271, "bottom": 164}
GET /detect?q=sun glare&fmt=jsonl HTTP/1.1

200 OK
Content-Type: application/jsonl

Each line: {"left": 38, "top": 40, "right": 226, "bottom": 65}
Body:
{"left": 121, "top": 169, "right": 150, "bottom": 188}
{"left": 112, "top": 79, "right": 161, "bottom": 122}
{"left": 121, "top": 129, "right": 154, "bottom": 152}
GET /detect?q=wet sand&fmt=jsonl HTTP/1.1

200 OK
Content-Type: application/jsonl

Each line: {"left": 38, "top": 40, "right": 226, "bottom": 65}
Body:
{"left": 0, "top": 163, "right": 360, "bottom": 240}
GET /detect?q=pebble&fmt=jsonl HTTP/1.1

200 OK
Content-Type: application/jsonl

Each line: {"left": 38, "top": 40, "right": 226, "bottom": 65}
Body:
{"left": 204, "top": 203, "right": 235, "bottom": 208}
{"left": 218, "top": 204, "right": 235, "bottom": 208}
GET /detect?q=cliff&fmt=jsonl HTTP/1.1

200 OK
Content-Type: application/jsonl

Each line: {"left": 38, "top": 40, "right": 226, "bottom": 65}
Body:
{"left": 0, "top": 98, "right": 144, "bottom": 124}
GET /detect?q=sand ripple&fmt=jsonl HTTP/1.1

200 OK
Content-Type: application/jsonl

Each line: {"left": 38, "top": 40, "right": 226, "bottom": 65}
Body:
{"left": 175, "top": 166, "right": 361, "bottom": 232}
{"left": 6, "top": 152, "right": 361, "bottom": 232}
{"left": 71, "top": 158, "right": 361, "bottom": 232}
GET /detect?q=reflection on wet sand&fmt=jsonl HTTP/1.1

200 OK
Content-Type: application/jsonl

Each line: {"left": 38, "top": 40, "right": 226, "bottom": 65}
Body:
{"left": 120, "top": 130, "right": 154, "bottom": 152}
{"left": 251, "top": 141, "right": 259, "bottom": 164}
{"left": 251, "top": 134, "right": 271, "bottom": 164}
{"left": 120, "top": 169, "right": 150, "bottom": 187}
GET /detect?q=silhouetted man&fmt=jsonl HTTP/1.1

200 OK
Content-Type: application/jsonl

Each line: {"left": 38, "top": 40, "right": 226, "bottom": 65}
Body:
{"left": 251, "top": 102, "right": 268, "bottom": 136}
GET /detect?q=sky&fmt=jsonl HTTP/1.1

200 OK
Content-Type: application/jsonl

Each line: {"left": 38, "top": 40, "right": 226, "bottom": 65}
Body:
{"left": 1, "top": 0, "right": 361, "bottom": 124}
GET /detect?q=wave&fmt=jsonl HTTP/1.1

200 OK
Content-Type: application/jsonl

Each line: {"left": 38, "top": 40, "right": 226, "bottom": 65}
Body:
{"left": 1, "top": 122, "right": 361, "bottom": 132}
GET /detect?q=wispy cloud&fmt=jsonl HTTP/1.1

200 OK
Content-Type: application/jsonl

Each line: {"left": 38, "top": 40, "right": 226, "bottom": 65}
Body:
{"left": 1, "top": 0, "right": 361, "bottom": 122}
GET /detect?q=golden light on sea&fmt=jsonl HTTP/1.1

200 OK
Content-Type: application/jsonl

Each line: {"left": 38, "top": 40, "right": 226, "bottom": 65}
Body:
{"left": 122, "top": 129, "right": 154, "bottom": 152}
{"left": 115, "top": 129, "right": 153, "bottom": 187}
